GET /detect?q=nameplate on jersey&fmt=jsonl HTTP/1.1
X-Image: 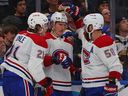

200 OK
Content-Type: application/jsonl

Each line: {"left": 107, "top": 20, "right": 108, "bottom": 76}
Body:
{"left": 16, "top": 36, "right": 26, "bottom": 43}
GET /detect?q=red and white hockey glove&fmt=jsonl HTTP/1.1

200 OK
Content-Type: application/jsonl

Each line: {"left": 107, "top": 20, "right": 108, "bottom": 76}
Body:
{"left": 61, "top": 55, "right": 72, "bottom": 69}
{"left": 52, "top": 53, "right": 66, "bottom": 65}
{"left": 104, "top": 78, "right": 118, "bottom": 96}
{"left": 44, "top": 54, "right": 63, "bottom": 66}
{"left": 38, "top": 77, "right": 53, "bottom": 96}
{"left": 44, "top": 83, "right": 53, "bottom": 96}
{"left": 52, "top": 53, "right": 72, "bottom": 69}
{"left": 58, "top": 2, "right": 80, "bottom": 21}
{"left": 104, "top": 71, "right": 121, "bottom": 96}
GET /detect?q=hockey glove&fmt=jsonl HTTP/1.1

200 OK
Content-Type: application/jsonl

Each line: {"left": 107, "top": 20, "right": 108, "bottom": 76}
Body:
{"left": 38, "top": 77, "right": 53, "bottom": 96}
{"left": 51, "top": 55, "right": 60, "bottom": 65}
{"left": 44, "top": 83, "right": 53, "bottom": 96}
{"left": 59, "top": 2, "right": 80, "bottom": 21}
{"left": 61, "top": 56, "right": 72, "bottom": 69}
{"left": 61, "top": 31, "right": 78, "bottom": 38}
{"left": 104, "top": 78, "right": 118, "bottom": 96}
{"left": 52, "top": 52, "right": 66, "bottom": 65}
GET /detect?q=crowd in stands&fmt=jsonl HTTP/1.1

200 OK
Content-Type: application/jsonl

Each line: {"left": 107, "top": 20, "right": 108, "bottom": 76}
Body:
{"left": 0, "top": 0, "right": 128, "bottom": 96}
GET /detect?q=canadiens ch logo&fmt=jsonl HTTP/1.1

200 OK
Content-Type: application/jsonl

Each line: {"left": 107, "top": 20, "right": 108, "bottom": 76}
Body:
{"left": 52, "top": 49, "right": 68, "bottom": 56}
{"left": 83, "top": 48, "right": 90, "bottom": 64}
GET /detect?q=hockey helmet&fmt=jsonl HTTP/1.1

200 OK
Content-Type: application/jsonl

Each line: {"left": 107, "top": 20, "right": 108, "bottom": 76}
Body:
{"left": 27, "top": 12, "right": 48, "bottom": 29}
{"left": 83, "top": 13, "right": 104, "bottom": 34}
{"left": 50, "top": 12, "right": 67, "bottom": 23}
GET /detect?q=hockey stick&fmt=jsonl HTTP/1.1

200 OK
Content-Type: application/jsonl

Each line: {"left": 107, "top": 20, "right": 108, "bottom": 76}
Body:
{"left": 118, "top": 83, "right": 128, "bottom": 92}
{"left": 104, "top": 83, "right": 128, "bottom": 96}
{"left": 110, "top": 81, "right": 128, "bottom": 96}
{"left": 113, "top": 83, "right": 128, "bottom": 96}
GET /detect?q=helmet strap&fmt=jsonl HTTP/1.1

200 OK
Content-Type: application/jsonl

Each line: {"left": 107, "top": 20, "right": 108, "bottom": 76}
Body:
{"left": 86, "top": 24, "right": 94, "bottom": 40}
{"left": 88, "top": 32, "right": 93, "bottom": 40}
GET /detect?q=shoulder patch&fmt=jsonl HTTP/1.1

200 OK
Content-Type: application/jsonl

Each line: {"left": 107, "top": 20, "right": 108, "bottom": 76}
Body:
{"left": 93, "top": 35, "right": 114, "bottom": 48}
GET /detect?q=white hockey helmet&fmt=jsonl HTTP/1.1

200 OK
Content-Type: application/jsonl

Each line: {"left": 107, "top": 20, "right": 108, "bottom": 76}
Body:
{"left": 27, "top": 12, "right": 48, "bottom": 29}
{"left": 50, "top": 12, "right": 67, "bottom": 23}
{"left": 83, "top": 13, "right": 104, "bottom": 34}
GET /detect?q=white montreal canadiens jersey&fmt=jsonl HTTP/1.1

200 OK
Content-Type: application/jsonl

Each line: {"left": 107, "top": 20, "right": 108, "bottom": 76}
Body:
{"left": 44, "top": 32, "right": 73, "bottom": 91}
{"left": 77, "top": 28, "right": 123, "bottom": 88}
{"left": 1, "top": 31, "right": 48, "bottom": 85}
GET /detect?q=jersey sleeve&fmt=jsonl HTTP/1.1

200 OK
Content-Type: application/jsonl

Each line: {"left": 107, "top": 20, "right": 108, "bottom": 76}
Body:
{"left": 95, "top": 42, "right": 123, "bottom": 80}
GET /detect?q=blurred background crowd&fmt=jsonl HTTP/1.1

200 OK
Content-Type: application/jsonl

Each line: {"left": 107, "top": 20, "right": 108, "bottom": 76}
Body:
{"left": 0, "top": 0, "right": 128, "bottom": 95}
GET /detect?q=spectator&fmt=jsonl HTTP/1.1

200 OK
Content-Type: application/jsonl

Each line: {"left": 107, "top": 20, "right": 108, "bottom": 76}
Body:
{"left": 101, "top": 8, "right": 114, "bottom": 38}
{"left": 2, "top": 15, "right": 22, "bottom": 30}
{"left": 25, "top": 0, "right": 35, "bottom": 15}
{"left": 42, "top": 0, "right": 59, "bottom": 15}
{"left": 79, "top": 0, "right": 88, "bottom": 17}
{"left": 0, "top": 27, "right": 6, "bottom": 63}
{"left": 42, "top": 0, "right": 61, "bottom": 32}
{"left": 9, "top": 0, "right": 28, "bottom": 30}
{"left": 0, "top": 0, "right": 10, "bottom": 24}
{"left": 115, "top": 16, "right": 128, "bottom": 80}
{"left": 87, "top": 0, "right": 98, "bottom": 13}
{"left": 101, "top": 9, "right": 110, "bottom": 30}
{"left": 2, "top": 24, "right": 18, "bottom": 51}
{"left": 0, "top": 25, "right": 5, "bottom": 96}
{"left": 96, "top": 0, "right": 109, "bottom": 13}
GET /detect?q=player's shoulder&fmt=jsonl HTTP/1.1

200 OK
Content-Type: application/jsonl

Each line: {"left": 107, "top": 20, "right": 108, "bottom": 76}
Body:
{"left": 32, "top": 35, "right": 48, "bottom": 48}
{"left": 44, "top": 32, "right": 56, "bottom": 40}
{"left": 19, "top": 31, "right": 48, "bottom": 48}
{"left": 93, "top": 34, "right": 114, "bottom": 48}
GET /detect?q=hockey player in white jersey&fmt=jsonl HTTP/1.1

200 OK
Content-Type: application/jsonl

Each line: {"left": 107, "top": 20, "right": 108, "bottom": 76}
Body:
{"left": 43, "top": 12, "right": 74, "bottom": 96}
{"left": 77, "top": 13, "right": 123, "bottom": 96}
{"left": 1, "top": 12, "right": 52, "bottom": 96}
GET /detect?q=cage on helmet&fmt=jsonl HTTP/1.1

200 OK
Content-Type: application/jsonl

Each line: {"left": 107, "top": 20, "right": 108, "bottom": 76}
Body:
{"left": 50, "top": 12, "right": 67, "bottom": 23}
{"left": 27, "top": 12, "right": 48, "bottom": 29}
{"left": 83, "top": 13, "right": 104, "bottom": 34}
